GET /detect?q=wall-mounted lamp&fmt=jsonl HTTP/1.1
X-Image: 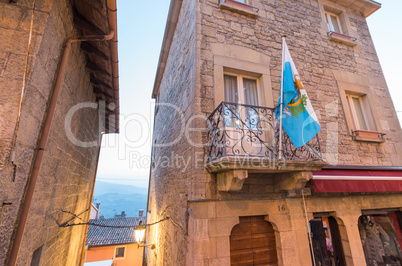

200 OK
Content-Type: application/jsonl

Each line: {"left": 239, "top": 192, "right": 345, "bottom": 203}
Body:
{"left": 135, "top": 221, "right": 155, "bottom": 249}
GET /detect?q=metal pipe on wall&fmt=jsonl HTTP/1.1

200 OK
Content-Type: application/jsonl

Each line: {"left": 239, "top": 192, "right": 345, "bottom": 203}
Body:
{"left": 107, "top": 0, "right": 120, "bottom": 133}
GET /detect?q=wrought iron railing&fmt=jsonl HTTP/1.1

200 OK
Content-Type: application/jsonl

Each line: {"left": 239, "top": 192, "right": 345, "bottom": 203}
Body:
{"left": 206, "top": 102, "right": 322, "bottom": 162}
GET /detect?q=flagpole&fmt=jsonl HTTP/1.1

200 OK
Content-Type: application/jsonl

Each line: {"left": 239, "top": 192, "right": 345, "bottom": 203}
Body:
{"left": 278, "top": 35, "right": 286, "bottom": 160}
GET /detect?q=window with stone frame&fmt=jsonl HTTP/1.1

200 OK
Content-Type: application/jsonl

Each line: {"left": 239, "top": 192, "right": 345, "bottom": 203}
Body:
{"left": 318, "top": 1, "right": 357, "bottom": 46}
{"left": 325, "top": 11, "right": 342, "bottom": 33}
{"left": 219, "top": 0, "right": 258, "bottom": 17}
{"left": 333, "top": 70, "right": 384, "bottom": 141}
{"left": 346, "top": 93, "right": 376, "bottom": 131}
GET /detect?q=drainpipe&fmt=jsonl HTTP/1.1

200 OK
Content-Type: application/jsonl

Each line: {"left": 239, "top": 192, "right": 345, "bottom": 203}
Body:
{"left": 6, "top": 31, "right": 115, "bottom": 266}
{"left": 107, "top": 0, "right": 119, "bottom": 133}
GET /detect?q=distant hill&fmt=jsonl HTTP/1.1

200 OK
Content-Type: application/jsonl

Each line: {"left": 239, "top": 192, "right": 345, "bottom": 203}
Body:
{"left": 94, "top": 193, "right": 147, "bottom": 218}
{"left": 93, "top": 181, "right": 148, "bottom": 218}
{"left": 93, "top": 181, "right": 147, "bottom": 197}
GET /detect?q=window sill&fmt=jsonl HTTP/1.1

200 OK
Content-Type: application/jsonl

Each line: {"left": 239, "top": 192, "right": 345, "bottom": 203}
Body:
{"left": 352, "top": 130, "right": 385, "bottom": 143}
{"left": 219, "top": 0, "right": 259, "bottom": 18}
{"left": 327, "top": 31, "right": 357, "bottom": 47}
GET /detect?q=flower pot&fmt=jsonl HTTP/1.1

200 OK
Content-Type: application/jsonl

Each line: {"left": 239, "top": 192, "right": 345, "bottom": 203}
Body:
{"left": 354, "top": 130, "right": 381, "bottom": 138}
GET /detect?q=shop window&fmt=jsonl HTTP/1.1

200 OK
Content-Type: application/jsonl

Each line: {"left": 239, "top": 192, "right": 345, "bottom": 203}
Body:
{"left": 114, "top": 246, "right": 125, "bottom": 259}
{"left": 309, "top": 216, "right": 345, "bottom": 266}
{"left": 230, "top": 216, "right": 278, "bottom": 265}
{"left": 358, "top": 213, "right": 402, "bottom": 265}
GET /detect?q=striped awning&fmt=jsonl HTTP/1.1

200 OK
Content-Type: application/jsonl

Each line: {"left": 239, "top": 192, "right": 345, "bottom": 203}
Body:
{"left": 312, "top": 169, "right": 402, "bottom": 193}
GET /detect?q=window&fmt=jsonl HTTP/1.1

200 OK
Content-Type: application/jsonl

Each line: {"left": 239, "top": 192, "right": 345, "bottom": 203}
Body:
{"left": 224, "top": 73, "right": 259, "bottom": 106}
{"left": 114, "top": 246, "right": 125, "bottom": 259}
{"left": 318, "top": 2, "right": 357, "bottom": 46}
{"left": 224, "top": 73, "right": 259, "bottom": 129}
{"left": 333, "top": 70, "right": 383, "bottom": 141}
{"left": 223, "top": 0, "right": 248, "bottom": 4}
{"left": 325, "top": 11, "right": 342, "bottom": 33}
{"left": 346, "top": 94, "right": 376, "bottom": 131}
{"left": 219, "top": 0, "right": 259, "bottom": 17}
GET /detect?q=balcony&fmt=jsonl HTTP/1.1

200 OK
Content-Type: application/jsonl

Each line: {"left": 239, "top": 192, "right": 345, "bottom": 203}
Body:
{"left": 206, "top": 102, "right": 327, "bottom": 191}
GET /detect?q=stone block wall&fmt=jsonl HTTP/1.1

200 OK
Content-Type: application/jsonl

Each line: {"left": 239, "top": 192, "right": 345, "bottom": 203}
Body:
{"left": 196, "top": 0, "right": 402, "bottom": 197}
{"left": 0, "top": 0, "right": 102, "bottom": 265}
{"left": 199, "top": 0, "right": 401, "bottom": 164}
{"left": 149, "top": 0, "right": 402, "bottom": 265}
{"left": 187, "top": 193, "right": 402, "bottom": 265}
{"left": 147, "top": 0, "right": 197, "bottom": 264}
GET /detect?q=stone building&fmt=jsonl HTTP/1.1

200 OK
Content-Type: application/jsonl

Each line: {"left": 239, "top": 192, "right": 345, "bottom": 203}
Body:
{"left": 0, "top": 0, "right": 119, "bottom": 265}
{"left": 146, "top": 0, "right": 402, "bottom": 265}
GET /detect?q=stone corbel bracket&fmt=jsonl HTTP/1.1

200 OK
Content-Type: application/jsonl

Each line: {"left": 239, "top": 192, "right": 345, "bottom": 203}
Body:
{"left": 217, "top": 170, "right": 248, "bottom": 192}
{"left": 274, "top": 171, "right": 313, "bottom": 192}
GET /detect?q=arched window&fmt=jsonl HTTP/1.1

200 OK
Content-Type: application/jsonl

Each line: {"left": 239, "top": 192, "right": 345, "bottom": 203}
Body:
{"left": 230, "top": 216, "right": 278, "bottom": 265}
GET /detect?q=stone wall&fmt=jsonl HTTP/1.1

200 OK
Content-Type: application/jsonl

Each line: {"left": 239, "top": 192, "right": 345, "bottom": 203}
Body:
{"left": 198, "top": 0, "right": 402, "bottom": 166}
{"left": 196, "top": 0, "right": 402, "bottom": 198}
{"left": 149, "top": 0, "right": 402, "bottom": 265}
{"left": 188, "top": 193, "right": 402, "bottom": 265}
{"left": 147, "top": 0, "right": 197, "bottom": 264}
{"left": 0, "top": 0, "right": 102, "bottom": 265}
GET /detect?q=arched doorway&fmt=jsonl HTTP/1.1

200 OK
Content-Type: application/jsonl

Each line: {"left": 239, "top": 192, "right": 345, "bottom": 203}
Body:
{"left": 309, "top": 216, "right": 345, "bottom": 266}
{"left": 230, "top": 216, "right": 278, "bottom": 265}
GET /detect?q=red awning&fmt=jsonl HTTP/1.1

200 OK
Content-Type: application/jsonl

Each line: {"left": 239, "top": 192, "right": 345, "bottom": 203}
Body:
{"left": 312, "top": 169, "right": 402, "bottom": 193}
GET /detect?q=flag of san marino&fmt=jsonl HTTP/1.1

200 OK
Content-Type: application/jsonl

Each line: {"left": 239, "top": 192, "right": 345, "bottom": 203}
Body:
{"left": 275, "top": 39, "right": 321, "bottom": 148}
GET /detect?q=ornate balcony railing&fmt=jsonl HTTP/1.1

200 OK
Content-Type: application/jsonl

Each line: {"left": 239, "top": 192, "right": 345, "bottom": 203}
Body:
{"left": 206, "top": 102, "right": 322, "bottom": 163}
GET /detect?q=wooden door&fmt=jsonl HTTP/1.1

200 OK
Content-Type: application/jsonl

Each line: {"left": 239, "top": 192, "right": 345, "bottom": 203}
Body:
{"left": 230, "top": 216, "right": 278, "bottom": 266}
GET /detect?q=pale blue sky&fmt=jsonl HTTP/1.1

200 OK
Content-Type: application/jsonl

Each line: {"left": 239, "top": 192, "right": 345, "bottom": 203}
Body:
{"left": 97, "top": 1, "right": 402, "bottom": 188}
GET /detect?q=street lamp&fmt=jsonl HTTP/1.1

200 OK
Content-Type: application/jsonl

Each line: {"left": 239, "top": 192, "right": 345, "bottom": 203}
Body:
{"left": 134, "top": 221, "right": 155, "bottom": 249}
{"left": 134, "top": 222, "right": 146, "bottom": 243}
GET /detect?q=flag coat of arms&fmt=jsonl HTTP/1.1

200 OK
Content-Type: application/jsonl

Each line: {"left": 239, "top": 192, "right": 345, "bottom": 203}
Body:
{"left": 275, "top": 39, "right": 321, "bottom": 148}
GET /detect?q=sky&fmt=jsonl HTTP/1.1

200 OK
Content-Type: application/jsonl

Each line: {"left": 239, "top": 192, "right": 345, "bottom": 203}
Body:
{"left": 96, "top": 1, "right": 402, "bottom": 188}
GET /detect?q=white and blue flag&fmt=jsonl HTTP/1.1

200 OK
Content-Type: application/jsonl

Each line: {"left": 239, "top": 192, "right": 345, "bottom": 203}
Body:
{"left": 276, "top": 40, "right": 321, "bottom": 148}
